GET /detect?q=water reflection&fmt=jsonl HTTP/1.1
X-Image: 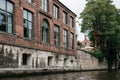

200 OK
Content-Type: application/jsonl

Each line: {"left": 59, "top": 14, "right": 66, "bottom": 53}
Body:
{"left": 96, "top": 71, "right": 120, "bottom": 80}
{"left": 1, "top": 71, "right": 120, "bottom": 80}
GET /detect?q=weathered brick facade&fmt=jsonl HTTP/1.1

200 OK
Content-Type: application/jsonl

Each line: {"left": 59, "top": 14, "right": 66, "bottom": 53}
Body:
{"left": 0, "top": 0, "right": 77, "bottom": 55}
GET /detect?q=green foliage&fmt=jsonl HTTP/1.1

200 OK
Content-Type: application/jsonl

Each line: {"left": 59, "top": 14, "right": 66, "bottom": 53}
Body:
{"left": 80, "top": 0, "right": 120, "bottom": 70}
{"left": 90, "top": 50, "right": 104, "bottom": 62}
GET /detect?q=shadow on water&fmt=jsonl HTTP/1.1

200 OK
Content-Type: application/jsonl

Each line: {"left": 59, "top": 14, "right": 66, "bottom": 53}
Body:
{"left": 0, "top": 71, "right": 120, "bottom": 80}
{"left": 96, "top": 71, "right": 120, "bottom": 80}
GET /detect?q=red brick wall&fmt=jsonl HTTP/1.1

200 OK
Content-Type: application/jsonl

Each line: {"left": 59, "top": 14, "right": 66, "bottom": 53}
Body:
{"left": 0, "top": 0, "right": 77, "bottom": 55}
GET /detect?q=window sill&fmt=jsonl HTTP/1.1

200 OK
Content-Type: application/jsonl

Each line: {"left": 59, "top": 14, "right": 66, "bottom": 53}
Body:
{"left": 24, "top": 37, "right": 34, "bottom": 42}
{"left": 39, "top": 10, "right": 52, "bottom": 19}
{"left": 62, "top": 23, "right": 69, "bottom": 27}
{"left": 54, "top": 17, "right": 59, "bottom": 20}
{"left": 42, "top": 42, "right": 50, "bottom": 45}
{"left": 25, "top": 1, "right": 34, "bottom": 7}
{"left": 0, "top": 31, "right": 15, "bottom": 36}
{"left": 55, "top": 45, "right": 60, "bottom": 48}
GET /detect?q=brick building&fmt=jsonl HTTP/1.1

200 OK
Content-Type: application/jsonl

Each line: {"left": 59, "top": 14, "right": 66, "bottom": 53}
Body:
{"left": 0, "top": 0, "right": 77, "bottom": 69}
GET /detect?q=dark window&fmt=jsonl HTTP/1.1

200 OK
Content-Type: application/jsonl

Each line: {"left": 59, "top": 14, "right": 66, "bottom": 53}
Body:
{"left": 70, "top": 33, "right": 74, "bottom": 49}
{"left": 22, "top": 54, "right": 31, "bottom": 65}
{"left": 0, "top": 0, "right": 13, "bottom": 33}
{"left": 54, "top": 25, "right": 59, "bottom": 47}
{"left": 22, "top": 54, "right": 27, "bottom": 65}
{"left": 48, "top": 56, "right": 53, "bottom": 66}
{"left": 70, "top": 16, "right": 74, "bottom": 28}
{"left": 42, "top": 19, "right": 49, "bottom": 43}
{"left": 42, "top": 0, "right": 48, "bottom": 12}
{"left": 23, "top": 10, "right": 33, "bottom": 39}
{"left": 63, "top": 29, "right": 68, "bottom": 48}
{"left": 26, "top": 0, "right": 32, "bottom": 3}
{"left": 54, "top": 5, "right": 59, "bottom": 19}
{"left": 63, "top": 11, "right": 67, "bottom": 24}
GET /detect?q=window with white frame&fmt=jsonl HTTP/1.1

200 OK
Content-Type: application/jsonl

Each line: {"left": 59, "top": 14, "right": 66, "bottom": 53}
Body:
{"left": 23, "top": 10, "right": 33, "bottom": 39}
{"left": 70, "top": 33, "right": 74, "bottom": 49}
{"left": 42, "top": 19, "right": 49, "bottom": 43}
{"left": 70, "top": 16, "right": 74, "bottom": 28}
{"left": 54, "top": 25, "right": 59, "bottom": 47}
{"left": 63, "top": 11, "right": 67, "bottom": 24}
{"left": 54, "top": 5, "right": 59, "bottom": 19}
{"left": 42, "top": 0, "right": 48, "bottom": 12}
{"left": 63, "top": 29, "right": 68, "bottom": 48}
{"left": 0, "top": 0, "right": 14, "bottom": 33}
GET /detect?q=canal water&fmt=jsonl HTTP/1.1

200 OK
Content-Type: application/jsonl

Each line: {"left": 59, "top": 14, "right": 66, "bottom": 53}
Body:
{"left": 1, "top": 71, "right": 120, "bottom": 80}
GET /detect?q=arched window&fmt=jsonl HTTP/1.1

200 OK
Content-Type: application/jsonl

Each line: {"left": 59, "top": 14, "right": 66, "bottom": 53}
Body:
{"left": 42, "top": 19, "right": 49, "bottom": 43}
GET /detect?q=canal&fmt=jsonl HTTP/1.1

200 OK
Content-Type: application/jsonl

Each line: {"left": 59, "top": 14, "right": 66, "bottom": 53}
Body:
{"left": 0, "top": 71, "right": 120, "bottom": 80}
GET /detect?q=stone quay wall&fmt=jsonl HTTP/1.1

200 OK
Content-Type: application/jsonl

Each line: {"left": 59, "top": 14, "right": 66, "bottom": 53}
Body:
{"left": 76, "top": 49, "right": 107, "bottom": 70}
{"left": 0, "top": 44, "right": 108, "bottom": 76}
{"left": 0, "top": 44, "right": 77, "bottom": 70}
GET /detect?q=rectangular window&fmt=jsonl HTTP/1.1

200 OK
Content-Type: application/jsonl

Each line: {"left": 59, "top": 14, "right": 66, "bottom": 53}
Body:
{"left": 70, "top": 16, "right": 74, "bottom": 28}
{"left": 26, "top": 0, "right": 32, "bottom": 3}
{"left": 23, "top": 10, "right": 33, "bottom": 39}
{"left": 63, "top": 29, "right": 68, "bottom": 48}
{"left": 42, "top": 0, "right": 48, "bottom": 12}
{"left": 54, "top": 25, "right": 59, "bottom": 47}
{"left": 22, "top": 53, "right": 31, "bottom": 65}
{"left": 54, "top": 5, "right": 59, "bottom": 19}
{"left": 0, "top": 0, "right": 14, "bottom": 33}
{"left": 63, "top": 12, "right": 67, "bottom": 24}
{"left": 70, "top": 33, "right": 74, "bottom": 49}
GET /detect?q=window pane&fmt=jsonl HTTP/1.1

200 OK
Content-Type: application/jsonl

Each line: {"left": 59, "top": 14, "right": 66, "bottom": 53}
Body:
{"left": 45, "top": 0, "right": 48, "bottom": 12}
{"left": 54, "top": 26, "right": 59, "bottom": 46}
{"left": 42, "top": 0, "right": 48, "bottom": 12}
{"left": 54, "top": 26, "right": 58, "bottom": 32}
{"left": 28, "top": 29, "right": 32, "bottom": 39}
{"left": 70, "top": 17, "right": 74, "bottom": 28}
{"left": 0, "top": 0, "right": 6, "bottom": 10}
{"left": 24, "top": 27, "right": 28, "bottom": 37}
{"left": 70, "top": 33, "right": 74, "bottom": 49}
{"left": 63, "top": 30, "right": 67, "bottom": 48}
{"left": 54, "top": 5, "right": 59, "bottom": 19}
{"left": 27, "top": 0, "right": 32, "bottom": 3}
{"left": 7, "top": 23, "right": 12, "bottom": 33}
{"left": 7, "top": 1, "right": 13, "bottom": 13}
{"left": 0, "top": 10, "right": 6, "bottom": 32}
{"left": 42, "top": 0, "right": 44, "bottom": 10}
{"left": 24, "top": 19, "right": 27, "bottom": 28}
{"left": 7, "top": 13, "right": 13, "bottom": 33}
{"left": 28, "top": 12, "right": 32, "bottom": 21}
{"left": 43, "top": 30, "right": 47, "bottom": 43}
{"left": 28, "top": 21, "right": 32, "bottom": 30}
{"left": 43, "top": 20, "right": 48, "bottom": 28}
{"left": 23, "top": 10, "right": 27, "bottom": 19}
{"left": 42, "top": 20, "right": 49, "bottom": 43}
{"left": 54, "top": 6, "right": 56, "bottom": 18}
{"left": 63, "top": 12, "right": 67, "bottom": 24}
{"left": 7, "top": 13, "right": 12, "bottom": 24}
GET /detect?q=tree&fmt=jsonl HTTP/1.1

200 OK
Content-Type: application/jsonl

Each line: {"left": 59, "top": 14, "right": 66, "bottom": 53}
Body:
{"left": 80, "top": 0, "right": 120, "bottom": 71}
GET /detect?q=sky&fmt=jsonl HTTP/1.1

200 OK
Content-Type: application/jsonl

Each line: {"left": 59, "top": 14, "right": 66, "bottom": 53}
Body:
{"left": 59, "top": 0, "right": 120, "bottom": 41}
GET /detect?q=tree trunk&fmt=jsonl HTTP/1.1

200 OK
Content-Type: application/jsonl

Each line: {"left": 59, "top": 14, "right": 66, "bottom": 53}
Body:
{"left": 107, "top": 59, "right": 113, "bottom": 71}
